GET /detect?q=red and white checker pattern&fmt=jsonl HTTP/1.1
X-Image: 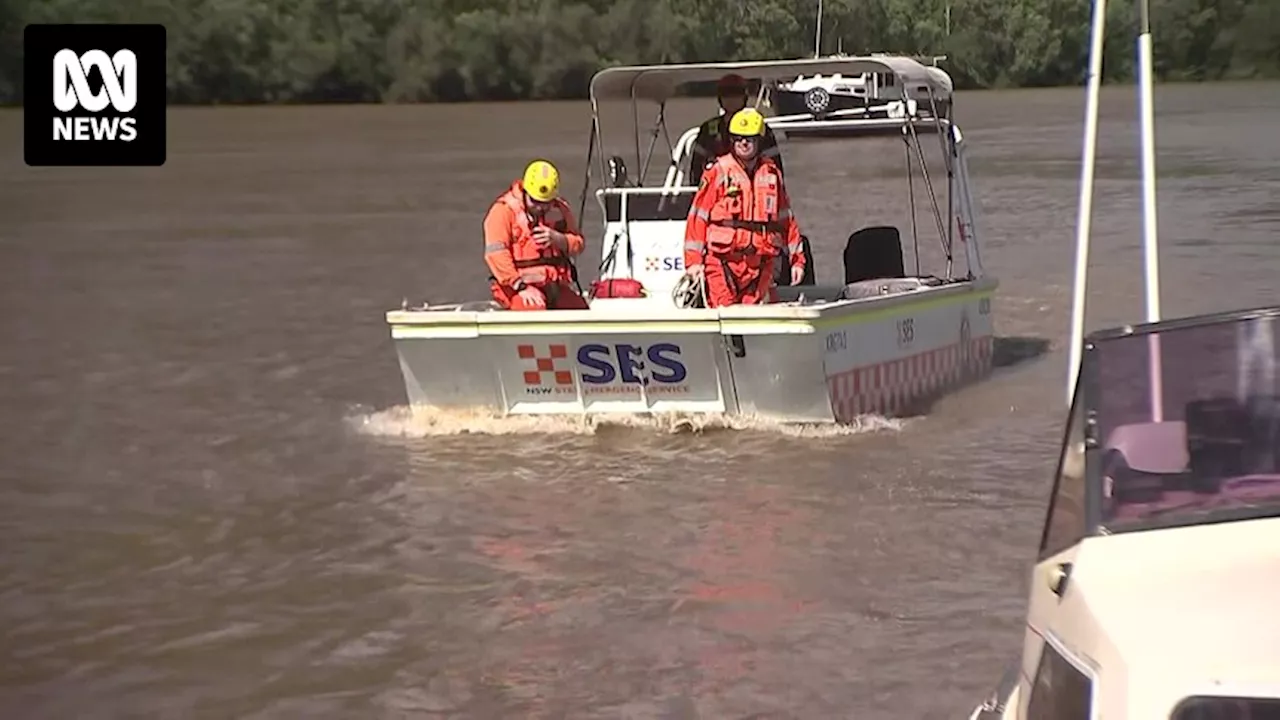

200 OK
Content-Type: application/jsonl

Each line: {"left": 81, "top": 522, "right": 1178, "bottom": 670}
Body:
{"left": 517, "top": 343, "right": 573, "bottom": 386}
{"left": 826, "top": 334, "right": 995, "bottom": 420}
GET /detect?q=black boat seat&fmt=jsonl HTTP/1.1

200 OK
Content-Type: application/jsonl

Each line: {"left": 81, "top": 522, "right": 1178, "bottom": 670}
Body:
{"left": 844, "top": 225, "right": 906, "bottom": 284}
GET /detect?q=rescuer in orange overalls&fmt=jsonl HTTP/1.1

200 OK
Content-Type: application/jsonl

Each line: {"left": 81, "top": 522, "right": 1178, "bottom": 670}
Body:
{"left": 483, "top": 159, "right": 589, "bottom": 310}
{"left": 683, "top": 108, "right": 806, "bottom": 308}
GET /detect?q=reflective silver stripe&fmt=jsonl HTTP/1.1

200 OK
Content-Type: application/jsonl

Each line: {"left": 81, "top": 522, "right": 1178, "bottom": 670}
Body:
{"left": 788, "top": 242, "right": 803, "bottom": 254}
{"left": 484, "top": 242, "right": 506, "bottom": 253}
{"left": 777, "top": 208, "right": 792, "bottom": 220}
{"left": 685, "top": 240, "right": 704, "bottom": 252}
{"left": 690, "top": 207, "right": 709, "bottom": 220}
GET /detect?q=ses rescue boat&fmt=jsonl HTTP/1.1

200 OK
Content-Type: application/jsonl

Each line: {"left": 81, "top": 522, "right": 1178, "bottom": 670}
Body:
{"left": 385, "top": 56, "right": 997, "bottom": 423}
{"left": 968, "top": 0, "right": 1280, "bottom": 714}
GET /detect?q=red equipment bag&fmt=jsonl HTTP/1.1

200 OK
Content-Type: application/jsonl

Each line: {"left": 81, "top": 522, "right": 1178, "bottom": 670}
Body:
{"left": 590, "top": 278, "right": 647, "bottom": 299}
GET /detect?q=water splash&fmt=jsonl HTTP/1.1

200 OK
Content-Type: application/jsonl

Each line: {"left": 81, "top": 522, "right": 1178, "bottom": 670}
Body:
{"left": 346, "top": 405, "right": 906, "bottom": 439}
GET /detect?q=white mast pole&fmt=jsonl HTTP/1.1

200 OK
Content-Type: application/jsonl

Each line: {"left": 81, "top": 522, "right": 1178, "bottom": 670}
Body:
{"left": 814, "top": 0, "right": 823, "bottom": 58}
{"left": 1137, "top": 0, "right": 1165, "bottom": 421}
{"left": 1066, "top": 0, "right": 1109, "bottom": 405}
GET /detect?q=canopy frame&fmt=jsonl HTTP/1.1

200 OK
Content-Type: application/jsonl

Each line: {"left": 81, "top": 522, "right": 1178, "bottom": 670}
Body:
{"left": 574, "top": 56, "right": 971, "bottom": 281}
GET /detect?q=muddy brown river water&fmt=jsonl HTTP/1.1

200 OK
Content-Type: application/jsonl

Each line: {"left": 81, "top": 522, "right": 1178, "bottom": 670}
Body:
{"left": 2, "top": 81, "right": 1278, "bottom": 718}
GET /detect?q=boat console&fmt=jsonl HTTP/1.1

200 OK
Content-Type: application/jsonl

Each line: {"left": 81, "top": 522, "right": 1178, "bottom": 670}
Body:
{"left": 1102, "top": 394, "right": 1280, "bottom": 525}
{"left": 1078, "top": 310, "right": 1280, "bottom": 532}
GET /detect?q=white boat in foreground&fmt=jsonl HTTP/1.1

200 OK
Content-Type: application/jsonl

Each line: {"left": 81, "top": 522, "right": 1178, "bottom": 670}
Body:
{"left": 386, "top": 56, "right": 997, "bottom": 424}
{"left": 968, "top": 0, "right": 1280, "bottom": 713}
{"left": 971, "top": 307, "right": 1280, "bottom": 719}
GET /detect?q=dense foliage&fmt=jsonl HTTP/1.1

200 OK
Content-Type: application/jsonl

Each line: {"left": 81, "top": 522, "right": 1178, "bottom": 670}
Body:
{"left": 3, "top": 0, "right": 1277, "bottom": 104}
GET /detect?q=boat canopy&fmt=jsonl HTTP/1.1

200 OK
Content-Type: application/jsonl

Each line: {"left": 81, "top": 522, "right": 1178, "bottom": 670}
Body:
{"left": 588, "top": 55, "right": 951, "bottom": 104}
{"left": 572, "top": 52, "right": 981, "bottom": 284}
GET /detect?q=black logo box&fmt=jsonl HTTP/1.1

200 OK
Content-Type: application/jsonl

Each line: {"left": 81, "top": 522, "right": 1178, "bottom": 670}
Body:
{"left": 24, "top": 24, "right": 167, "bottom": 167}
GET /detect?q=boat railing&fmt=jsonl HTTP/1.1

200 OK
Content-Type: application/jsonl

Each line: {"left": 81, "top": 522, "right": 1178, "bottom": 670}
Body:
{"left": 595, "top": 186, "right": 698, "bottom": 196}
{"left": 768, "top": 98, "right": 905, "bottom": 120}
{"left": 612, "top": 96, "right": 954, "bottom": 198}
{"left": 591, "top": 113, "right": 982, "bottom": 280}
{"left": 662, "top": 126, "right": 702, "bottom": 190}
{"left": 768, "top": 113, "right": 949, "bottom": 134}
{"left": 594, "top": 184, "right": 699, "bottom": 225}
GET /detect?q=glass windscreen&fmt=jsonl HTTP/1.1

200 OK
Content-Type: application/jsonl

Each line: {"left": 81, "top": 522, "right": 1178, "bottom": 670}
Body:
{"left": 1092, "top": 312, "right": 1280, "bottom": 531}
{"left": 1039, "top": 383, "right": 1087, "bottom": 559}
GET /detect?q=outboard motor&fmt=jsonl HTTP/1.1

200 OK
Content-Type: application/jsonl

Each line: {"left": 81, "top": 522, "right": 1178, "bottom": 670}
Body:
{"left": 607, "top": 156, "right": 630, "bottom": 188}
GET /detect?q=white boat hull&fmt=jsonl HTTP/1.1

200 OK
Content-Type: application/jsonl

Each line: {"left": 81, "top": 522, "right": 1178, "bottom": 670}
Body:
{"left": 387, "top": 277, "right": 996, "bottom": 423}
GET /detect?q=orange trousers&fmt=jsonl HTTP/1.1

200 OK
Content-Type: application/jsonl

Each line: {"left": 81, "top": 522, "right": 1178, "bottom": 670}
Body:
{"left": 490, "top": 281, "right": 590, "bottom": 311}
{"left": 704, "top": 256, "right": 777, "bottom": 308}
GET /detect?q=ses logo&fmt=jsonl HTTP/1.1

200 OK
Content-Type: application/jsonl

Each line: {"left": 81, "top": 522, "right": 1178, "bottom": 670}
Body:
{"left": 24, "top": 24, "right": 167, "bottom": 167}
{"left": 578, "top": 343, "right": 688, "bottom": 395}
{"left": 517, "top": 343, "right": 690, "bottom": 396}
{"left": 643, "top": 256, "right": 684, "bottom": 273}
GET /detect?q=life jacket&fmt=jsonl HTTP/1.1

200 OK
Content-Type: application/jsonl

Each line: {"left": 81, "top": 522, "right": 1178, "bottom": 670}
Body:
{"left": 695, "top": 117, "right": 727, "bottom": 157}
{"left": 496, "top": 181, "right": 574, "bottom": 286}
{"left": 703, "top": 155, "right": 786, "bottom": 259}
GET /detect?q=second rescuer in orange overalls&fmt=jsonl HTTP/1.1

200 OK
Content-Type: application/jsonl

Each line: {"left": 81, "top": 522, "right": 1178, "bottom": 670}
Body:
{"left": 483, "top": 159, "right": 590, "bottom": 310}
{"left": 683, "top": 108, "right": 806, "bottom": 308}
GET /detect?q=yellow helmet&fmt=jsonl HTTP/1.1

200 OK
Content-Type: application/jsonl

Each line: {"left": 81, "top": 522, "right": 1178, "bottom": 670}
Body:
{"left": 728, "top": 108, "right": 766, "bottom": 137}
{"left": 522, "top": 160, "right": 560, "bottom": 202}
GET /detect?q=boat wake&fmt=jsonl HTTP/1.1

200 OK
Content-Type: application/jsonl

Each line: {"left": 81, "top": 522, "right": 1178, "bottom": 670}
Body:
{"left": 346, "top": 405, "right": 907, "bottom": 438}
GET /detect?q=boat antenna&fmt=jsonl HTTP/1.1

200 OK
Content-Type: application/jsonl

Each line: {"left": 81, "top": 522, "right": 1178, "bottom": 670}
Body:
{"left": 814, "top": 0, "right": 823, "bottom": 58}
{"left": 1066, "top": 0, "right": 1164, "bottom": 419}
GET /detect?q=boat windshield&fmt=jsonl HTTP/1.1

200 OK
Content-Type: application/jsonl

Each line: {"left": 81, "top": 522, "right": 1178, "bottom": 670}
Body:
{"left": 1091, "top": 311, "right": 1280, "bottom": 533}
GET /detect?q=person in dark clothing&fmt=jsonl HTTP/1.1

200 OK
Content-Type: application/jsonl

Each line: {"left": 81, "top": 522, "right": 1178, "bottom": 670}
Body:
{"left": 687, "top": 74, "right": 785, "bottom": 186}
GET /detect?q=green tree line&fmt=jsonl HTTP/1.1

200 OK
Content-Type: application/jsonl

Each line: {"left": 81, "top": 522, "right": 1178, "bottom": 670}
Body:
{"left": 2, "top": 0, "right": 1277, "bottom": 105}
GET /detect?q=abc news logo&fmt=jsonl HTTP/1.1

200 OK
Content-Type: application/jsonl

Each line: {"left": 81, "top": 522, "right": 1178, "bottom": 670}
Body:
{"left": 53, "top": 49, "right": 139, "bottom": 142}
{"left": 24, "top": 24, "right": 167, "bottom": 166}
